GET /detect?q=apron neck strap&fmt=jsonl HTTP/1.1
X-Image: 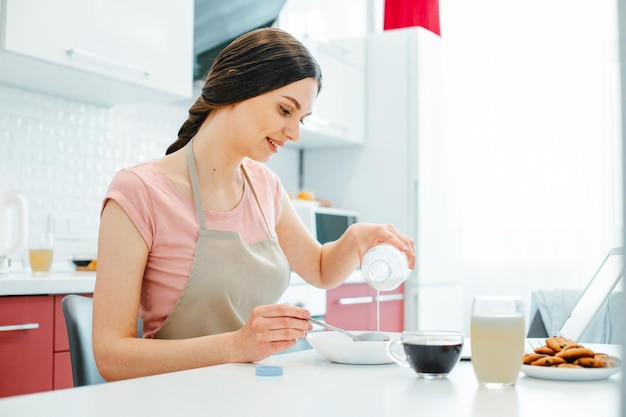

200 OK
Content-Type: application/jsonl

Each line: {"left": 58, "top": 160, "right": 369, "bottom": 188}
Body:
{"left": 186, "top": 139, "right": 273, "bottom": 236}
{"left": 186, "top": 139, "right": 207, "bottom": 228}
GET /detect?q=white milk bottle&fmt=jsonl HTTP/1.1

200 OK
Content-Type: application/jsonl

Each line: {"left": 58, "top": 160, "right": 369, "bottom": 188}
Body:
{"left": 361, "top": 244, "right": 409, "bottom": 291}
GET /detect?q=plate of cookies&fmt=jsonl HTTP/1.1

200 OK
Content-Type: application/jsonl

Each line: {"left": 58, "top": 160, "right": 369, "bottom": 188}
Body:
{"left": 521, "top": 336, "right": 621, "bottom": 381}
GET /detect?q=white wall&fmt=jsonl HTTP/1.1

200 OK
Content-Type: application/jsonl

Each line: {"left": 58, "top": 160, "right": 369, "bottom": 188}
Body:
{"left": 438, "top": 0, "right": 622, "bottom": 333}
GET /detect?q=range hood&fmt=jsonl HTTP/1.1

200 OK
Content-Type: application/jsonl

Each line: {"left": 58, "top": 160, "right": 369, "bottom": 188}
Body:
{"left": 193, "top": 0, "right": 287, "bottom": 80}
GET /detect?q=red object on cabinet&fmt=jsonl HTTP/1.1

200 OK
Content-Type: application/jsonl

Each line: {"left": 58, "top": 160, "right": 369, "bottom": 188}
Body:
{"left": 326, "top": 283, "right": 404, "bottom": 332}
{"left": 384, "top": 0, "right": 441, "bottom": 36}
{"left": 0, "top": 296, "right": 54, "bottom": 397}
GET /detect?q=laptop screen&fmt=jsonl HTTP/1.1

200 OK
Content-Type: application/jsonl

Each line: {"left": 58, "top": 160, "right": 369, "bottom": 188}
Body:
{"left": 557, "top": 247, "right": 624, "bottom": 341}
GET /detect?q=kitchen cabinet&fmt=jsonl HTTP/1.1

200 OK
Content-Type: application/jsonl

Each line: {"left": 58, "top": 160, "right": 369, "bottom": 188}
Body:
{"left": 0, "top": 294, "right": 84, "bottom": 397}
{"left": 0, "top": 0, "right": 193, "bottom": 106}
{"left": 325, "top": 283, "right": 404, "bottom": 332}
{"left": 53, "top": 295, "right": 73, "bottom": 390}
{"left": 0, "top": 296, "right": 53, "bottom": 397}
{"left": 297, "top": 36, "right": 365, "bottom": 148}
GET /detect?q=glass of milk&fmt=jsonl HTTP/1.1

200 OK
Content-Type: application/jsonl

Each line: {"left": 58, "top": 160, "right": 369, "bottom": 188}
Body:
{"left": 470, "top": 296, "right": 525, "bottom": 389}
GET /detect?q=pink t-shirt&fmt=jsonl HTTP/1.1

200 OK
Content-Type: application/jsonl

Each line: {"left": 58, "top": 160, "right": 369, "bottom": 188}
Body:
{"left": 103, "top": 158, "right": 284, "bottom": 338}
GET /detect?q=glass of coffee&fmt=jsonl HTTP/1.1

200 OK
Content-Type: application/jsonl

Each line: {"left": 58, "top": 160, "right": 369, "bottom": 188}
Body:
{"left": 386, "top": 330, "right": 464, "bottom": 378}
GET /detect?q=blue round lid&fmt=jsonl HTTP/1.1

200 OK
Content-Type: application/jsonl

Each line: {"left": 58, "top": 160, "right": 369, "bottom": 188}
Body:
{"left": 255, "top": 365, "right": 283, "bottom": 377}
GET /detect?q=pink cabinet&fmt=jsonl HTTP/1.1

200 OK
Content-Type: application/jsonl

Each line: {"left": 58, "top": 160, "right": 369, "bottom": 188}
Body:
{"left": 0, "top": 294, "right": 84, "bottom": 397}
{"left": 326, "top": 283, "right": 404, "bottom": 332}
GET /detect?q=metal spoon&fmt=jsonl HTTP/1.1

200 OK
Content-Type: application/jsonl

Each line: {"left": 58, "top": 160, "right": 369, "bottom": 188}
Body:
{"left": 308, "top": 318, "right": 390, "bottom": 342}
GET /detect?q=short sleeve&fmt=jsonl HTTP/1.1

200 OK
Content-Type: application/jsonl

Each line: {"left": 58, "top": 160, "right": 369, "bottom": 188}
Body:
{"left": 102, "top": 167, "right": 157, "bottom": 249}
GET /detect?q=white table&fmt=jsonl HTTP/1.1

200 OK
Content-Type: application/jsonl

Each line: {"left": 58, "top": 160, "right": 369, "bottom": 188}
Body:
{"left": 0, "top": 345, "right": 621, "bottom": 417}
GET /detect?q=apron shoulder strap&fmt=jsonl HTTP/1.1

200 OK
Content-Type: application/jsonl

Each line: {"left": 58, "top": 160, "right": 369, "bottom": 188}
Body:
{"left": 240, "top": 165, "right": 273, "bottom": 237}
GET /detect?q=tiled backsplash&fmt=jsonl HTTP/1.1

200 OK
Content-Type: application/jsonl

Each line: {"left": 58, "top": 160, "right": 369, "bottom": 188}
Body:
{"left": 0, "top": 85, "right": 188, "bottom": 268}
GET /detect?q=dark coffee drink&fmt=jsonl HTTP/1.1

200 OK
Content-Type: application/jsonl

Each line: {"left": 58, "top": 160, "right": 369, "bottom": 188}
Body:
{"left": 404, "top": 341, "right": 463, "bottom": 375}
{"left": 387, "top": 331, "right": 464, "bottom": 378}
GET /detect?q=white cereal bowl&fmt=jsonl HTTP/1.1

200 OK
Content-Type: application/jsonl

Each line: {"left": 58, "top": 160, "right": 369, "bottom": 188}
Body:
{"left": 306, "top": 331, "right": 401, "bottom": 365}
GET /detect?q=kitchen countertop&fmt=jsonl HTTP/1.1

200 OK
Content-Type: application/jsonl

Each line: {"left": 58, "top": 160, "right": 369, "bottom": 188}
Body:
{"left": 0, "top": 345, "right": 621, "bottom": 417}
{"left": 0, "top": 269, "right": 345, "bottom": 298}
{"left": 0, "top": 270, "right": 96, "bottom": 296}
{"left": 0, "top": 265, "right": 365, "bottom": 298}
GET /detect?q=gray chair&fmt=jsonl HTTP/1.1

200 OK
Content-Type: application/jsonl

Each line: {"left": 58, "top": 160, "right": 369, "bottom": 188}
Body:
{"left": 62, "top": 294, "right": 143, "bottom": 386}
{"left": 61, "top": 294, "right": 107, "bottom": 386}
{"left": 527, "top": 289, "right": 625, "bottom": 344}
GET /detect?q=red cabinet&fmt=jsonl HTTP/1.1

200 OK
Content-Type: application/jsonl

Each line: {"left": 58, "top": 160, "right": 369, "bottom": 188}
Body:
{"left": 0, "top": 294, "right": 81, "bottom": 398}
{"left": 53, "top": 295, "right": 73, "bottom": 390}
{"left": 53, "top": 351, "right": 72, "bottom": 390}
{"left": 0, "top": 296, "right": 54, "bottom": 397}
{"left": 326, "top": 283, "right": 404, "bottom": 332}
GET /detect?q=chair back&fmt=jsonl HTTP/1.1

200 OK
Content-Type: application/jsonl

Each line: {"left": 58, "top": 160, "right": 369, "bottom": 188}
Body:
{"left": 61, "top": 294, "right": 106, "bottom": 386}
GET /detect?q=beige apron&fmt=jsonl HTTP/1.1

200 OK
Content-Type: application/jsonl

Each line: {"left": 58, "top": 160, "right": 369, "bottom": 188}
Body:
{"left": 154, "top": 140, "right": 290, "bottom": 339}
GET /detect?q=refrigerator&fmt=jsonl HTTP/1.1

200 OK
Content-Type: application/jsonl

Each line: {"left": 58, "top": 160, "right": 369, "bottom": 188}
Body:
{"left": 303, "top": 27, "right": 464, "bottom": 331}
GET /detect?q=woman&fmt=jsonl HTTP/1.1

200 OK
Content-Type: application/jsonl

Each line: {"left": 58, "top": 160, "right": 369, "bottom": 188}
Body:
{"left": 93, "top": 27, "right": 415, "bottom": 381}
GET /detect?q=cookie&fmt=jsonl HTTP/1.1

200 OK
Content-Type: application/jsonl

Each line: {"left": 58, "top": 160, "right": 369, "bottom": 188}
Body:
{"left": 523, "top": 353, "right": 546, "bottom": 364}
{"left": 561, "top": 344, "right": 585, "bottom": 351}
{"left": 534, "top": 345, "right": 557, "bottom": 355}
{"left": 545, "top": 336, "right": 576, "bottom": 352}
{"left": 557, "top": 363, "right": 583, "bottom": 368}
{"left": 574, "top": 357, "right": 610, "bottom": 368}
{"left": 555, "top": 347, "right": 595, "bottom": 362}
{"left": 530, "top": 356, "right": 566, "bottom": 366}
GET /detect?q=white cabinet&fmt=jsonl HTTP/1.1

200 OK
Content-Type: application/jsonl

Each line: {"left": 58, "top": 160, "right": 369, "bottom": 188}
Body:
{"left": 298, "top": 36, "right": 365, "bottom": 147}
{"left": 0, "top": 0, "right": 193, "bottom": 105}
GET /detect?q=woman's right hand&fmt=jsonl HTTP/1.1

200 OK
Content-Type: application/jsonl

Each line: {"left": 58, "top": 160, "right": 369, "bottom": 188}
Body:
{"left": 232, "top": 304, "right": 312, "bottom": 362}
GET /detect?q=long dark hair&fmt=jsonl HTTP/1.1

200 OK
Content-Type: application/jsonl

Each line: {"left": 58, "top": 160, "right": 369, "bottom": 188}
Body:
{"left": 166, "top": 28, "right": 322, "bottom": 155}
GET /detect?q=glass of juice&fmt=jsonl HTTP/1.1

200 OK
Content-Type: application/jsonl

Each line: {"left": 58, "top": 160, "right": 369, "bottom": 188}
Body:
{"left": 470, "top": 296, "right": 525, "bottom": 389}
{"left": 29, "top": 233, "right": 54, "bottom": 276}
